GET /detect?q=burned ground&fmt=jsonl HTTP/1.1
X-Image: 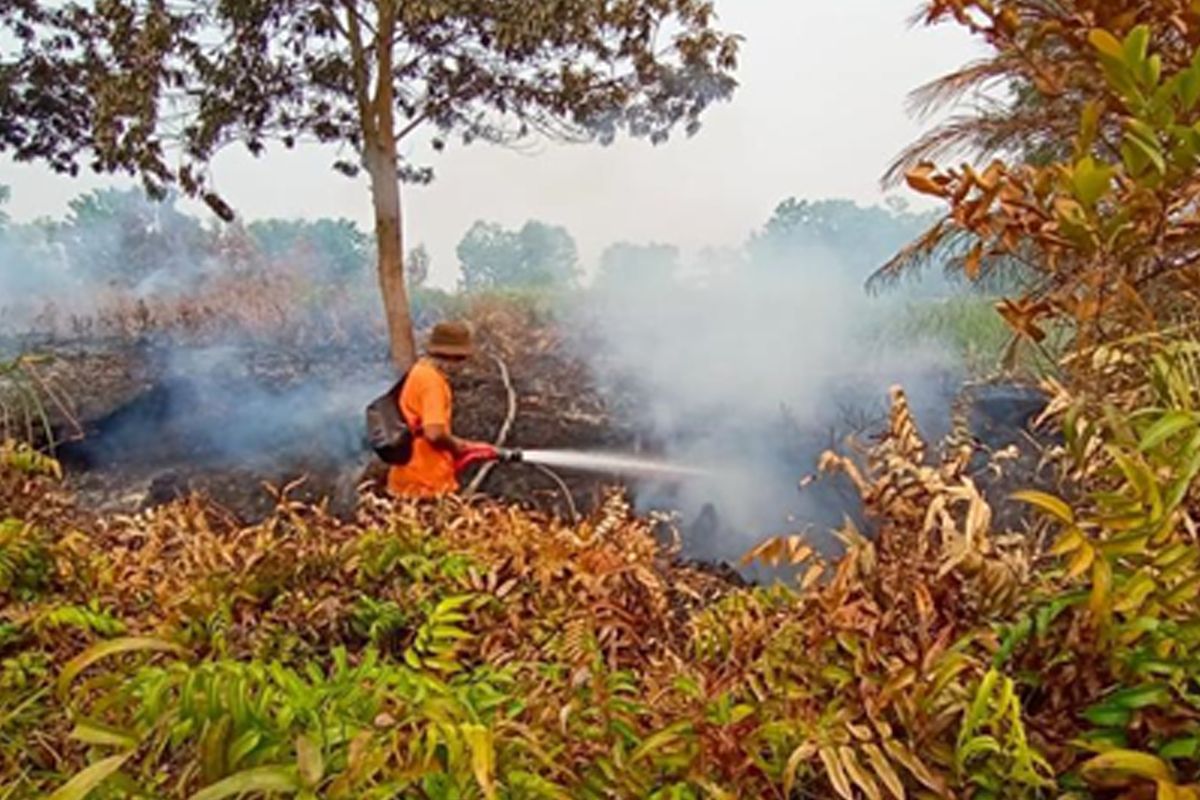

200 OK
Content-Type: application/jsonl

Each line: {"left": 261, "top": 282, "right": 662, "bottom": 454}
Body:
{"left": 3, "top": 302, "right": 1054, "bottom": 579}
{"left": 8, "top": 312, "right": 634, "bottom": 525}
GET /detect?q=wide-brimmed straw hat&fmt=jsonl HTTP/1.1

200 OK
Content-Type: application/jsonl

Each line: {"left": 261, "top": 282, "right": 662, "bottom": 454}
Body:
{"left": 427, "top": 321, "right": 474, "bottom": 358}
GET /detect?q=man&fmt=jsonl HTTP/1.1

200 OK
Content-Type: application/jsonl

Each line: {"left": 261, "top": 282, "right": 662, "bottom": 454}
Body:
{"left": 388, "top": 320, "right": 492, "bottom": 498}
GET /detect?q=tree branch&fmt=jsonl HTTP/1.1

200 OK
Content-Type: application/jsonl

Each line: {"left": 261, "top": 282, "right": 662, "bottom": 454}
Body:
{"left": 395, "top": 110, "right": 428, "bottom": 142}
{"left": 341, "top": 0, "right": 375, "bottom": 141}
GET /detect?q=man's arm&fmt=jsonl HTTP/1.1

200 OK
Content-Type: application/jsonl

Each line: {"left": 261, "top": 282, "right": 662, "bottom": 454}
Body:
{"left": 423, "top": 423, "right": 475, "bottom": 456}
{"left": 416, "top": 371, "right": 488, "bottom": 457}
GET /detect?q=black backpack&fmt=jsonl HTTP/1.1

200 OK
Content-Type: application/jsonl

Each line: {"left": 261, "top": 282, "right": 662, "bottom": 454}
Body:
{"left": 365, "top": 372, "right": 414, "bottom": 465}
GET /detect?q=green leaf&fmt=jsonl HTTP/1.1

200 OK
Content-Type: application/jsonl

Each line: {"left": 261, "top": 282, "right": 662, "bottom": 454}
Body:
{"left": 1103, "top": 684, "right": 1172, "bottom": 711}
{"left": 1071, "top": 157, "right": 1116, "bottom": 209}
{"left": 1186, "top": 60, "right": 1200, "bottom": 111}
{"left": 47, "top": 753, "right": 133, "bottom": 800}
{"left": 1140, "top": 411, "right": 1198, "bottom": 451}
{"left": 1146, "top": 53, "right": 1163, "bottom": 90}
{"left": 188, "top": 766, "right": 300, "bottom": 800}
{"left": 1160, "top": 738, "right": 1200, "bottom": 760}
{"left": 227, "top": 730, "right": 262, "bottom": 770}
{"left": 505, "top": 770, "right": 574, "bottom": 800}
{"left": 1082, "top": 702, "right": 1132, "bottom": 728}
{"left": 1123, "top": 26, "right": 1151, "bottom": 67}
{"left": 70, "top": 719, "right": 139, "bottom": 750}
{"left": 1125, "top": 128, "right": 1166, "bottom": 175}
{"left": 958, "top": 734, "right": 1002, "bottom": 766}
{"left": 58, "top": 637, "right": 186, "bottom": 700}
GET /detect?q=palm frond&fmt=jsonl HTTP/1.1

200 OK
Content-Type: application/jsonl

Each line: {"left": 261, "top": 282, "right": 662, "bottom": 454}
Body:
{"left": 882, "top": 107, "right": 1070, "bottom": 187}
{"left": 905, "top": 57, "right": 1021, "bottom": 121}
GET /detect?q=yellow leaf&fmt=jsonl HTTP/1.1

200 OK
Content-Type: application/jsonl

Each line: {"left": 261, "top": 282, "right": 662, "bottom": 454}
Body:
{"left": 883, "top": 739, "right": 945, "bottom": 795}
{"left": 784, "top": 743, "right": 817, "bottom": 798}
{"left": 1163, "top": 574, "right": 1200, "bottom": 608}
{"left": 1081, "top": 749, "right": 1174, "bottom": 786}
{"left": 462, "top": 724, "right": 496, "bottom": 800}
{"left": 1067, "top": 544, "right": 1096, "bottom": 580}
{"left": 47, "top": 753, "right": 134, "bottom": 800}
{"left": 840, "top": 746, "right": 883, "bottom": 800}
{"left": 296, "top": 735, "right": 323, "bottom": 788}
{"left": 862, "top": 743, "right": 905, "bottom": 800}
{"left": 58, "top": 637, "right": 186, "bottom": 701}
{"left": 1051, "top": 527, "right": 1085, "bottom": 556}
{"left": 1089, "top": 29, "right": 1125, "bottom": 59}
{"left": 1012, "top": 490, "right": 1075, "bottom": 524}
{"left": 819, "top": 746, "right": 855, "bottom": 800}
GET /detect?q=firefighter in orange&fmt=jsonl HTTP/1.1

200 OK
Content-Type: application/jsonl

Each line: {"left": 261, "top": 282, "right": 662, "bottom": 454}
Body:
{"left": 387, "top": 321, "right": 496, "bottom": 498}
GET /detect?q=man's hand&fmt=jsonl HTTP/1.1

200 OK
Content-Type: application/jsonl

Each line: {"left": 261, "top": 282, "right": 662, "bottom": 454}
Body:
{"left": 424, "top": 424, "right": 491, "bottom": 458}
{"left": 423, "top": 423, "right": 463, "bottom": 454}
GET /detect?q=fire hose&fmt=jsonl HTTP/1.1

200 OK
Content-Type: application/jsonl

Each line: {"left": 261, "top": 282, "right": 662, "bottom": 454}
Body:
{"left": 454, "top": 445, "right": 578, "bottom": 523}
{"left": 453, "top": 444, "right": 523, "bottom": 474}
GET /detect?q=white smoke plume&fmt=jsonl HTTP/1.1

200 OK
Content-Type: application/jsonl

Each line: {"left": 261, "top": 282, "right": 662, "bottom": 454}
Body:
{"left": 567, "top": 201, "right": 963, "bottom": 568}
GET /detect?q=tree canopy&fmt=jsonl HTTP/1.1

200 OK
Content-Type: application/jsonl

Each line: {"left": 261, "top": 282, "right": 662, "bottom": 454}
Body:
{"left": 1, "top": 0, "right": 739, "bottom": 364}
{"left": 246, "top": 219, "right": 372, "bottom": 283}
{"left": 596, "top": 242, "right": 680, "bottom": 290}
{"left": 54, "top": 188, "right": 211, "bottom": 290}
{"left": 748, "top": 198, "right": 936, "bottom": 283}
{"left": 457, "top": 220, "right": 580, "bottom": 291}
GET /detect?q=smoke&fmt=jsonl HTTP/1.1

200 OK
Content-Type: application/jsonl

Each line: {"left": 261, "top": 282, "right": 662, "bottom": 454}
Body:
{"left": 58, "top": 343, "right": 387, "bottom": 476}
{"left": 3, "top": 182, "right": 976, "bottom": 574}
{"left": 567, "top": 202, "right": 964, "bottom": 569}
{"left": 0, "top": 187, "right": 380, "bottom": 341}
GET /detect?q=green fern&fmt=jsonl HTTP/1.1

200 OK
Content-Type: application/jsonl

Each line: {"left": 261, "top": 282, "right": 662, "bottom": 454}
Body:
{"left": 0, "top": 518, "right": 51, "bottom": 601}
{"left": 404, "top": 595, "right": 475, "bottom": 674}
{"left": 350, "top": 595, "right": 411, "bottom": 650}
{"left": 34, "top": 601, "right": 126, "bottom": 638}
{"left": 956, "top": 668, "right": 1054, "bottom": 798}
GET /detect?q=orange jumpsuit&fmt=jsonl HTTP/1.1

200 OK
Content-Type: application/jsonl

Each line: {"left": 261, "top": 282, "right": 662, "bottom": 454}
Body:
{"left": 387, "top": 360, "right": 458, "bottom": 497}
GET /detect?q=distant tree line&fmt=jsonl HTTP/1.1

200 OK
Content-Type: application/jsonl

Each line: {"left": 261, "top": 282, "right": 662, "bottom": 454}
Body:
{"left": 1, "top": 183, "right": 977, "bottom": 299}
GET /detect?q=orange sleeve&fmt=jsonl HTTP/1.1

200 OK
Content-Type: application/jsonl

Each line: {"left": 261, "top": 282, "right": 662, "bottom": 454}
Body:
{"left": 413, "top": 369, "right": 451, "bottom": 429}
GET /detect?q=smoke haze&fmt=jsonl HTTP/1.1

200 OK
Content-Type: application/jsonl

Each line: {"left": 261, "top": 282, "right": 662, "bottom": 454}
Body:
{"left": 569, "top": 206, "right": 963, "bottom": 568}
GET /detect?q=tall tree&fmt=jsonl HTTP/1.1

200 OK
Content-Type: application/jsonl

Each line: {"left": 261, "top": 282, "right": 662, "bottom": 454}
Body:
{"left": 247, "top": 219, "right": 372, "bottom": 283}
{"left": 749, "top": 198, "right": 938, "bottom": 287}
{"left": 55, "top": 188, "right": 212, "bottom": 290}
{"left": 0, "top": 1, "right": 739, "bottom": 366}
{"left": 457, "top": 220, "right": 579, "bottom": 291}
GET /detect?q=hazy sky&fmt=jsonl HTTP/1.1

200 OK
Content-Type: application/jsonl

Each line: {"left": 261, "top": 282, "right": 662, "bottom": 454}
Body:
{"left": 0, "top": 1, "right": 980, "bottom": 287}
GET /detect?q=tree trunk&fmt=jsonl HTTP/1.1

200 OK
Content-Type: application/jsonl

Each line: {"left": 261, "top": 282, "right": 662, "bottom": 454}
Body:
{"left": 366, "top": 131, "right": 416, "bottom": 370}
{"left": 353, "top": 0, "right": 414, "bottom": 370}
